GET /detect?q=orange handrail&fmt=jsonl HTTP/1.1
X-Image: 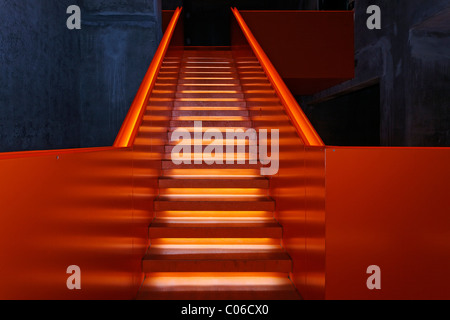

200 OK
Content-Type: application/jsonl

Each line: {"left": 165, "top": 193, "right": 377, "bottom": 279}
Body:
{"left": 231, "top": 8, "right": 324, "bottom": 147}
{"left": 114, "top": 7, "right": 183, "bottom": 148}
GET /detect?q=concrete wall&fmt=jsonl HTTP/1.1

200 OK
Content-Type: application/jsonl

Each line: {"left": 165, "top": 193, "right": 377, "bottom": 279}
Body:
{"left": 0, "top": 1, "right": 81, "bottom": 152}
{"left": 298, "top": 0, "right": 450, "bottom": 146}
{"left": 0, "top": 0, "right": 162, "bottom": 152}
{"left": 79, "top": 0, "right": 162, "bottom": 148}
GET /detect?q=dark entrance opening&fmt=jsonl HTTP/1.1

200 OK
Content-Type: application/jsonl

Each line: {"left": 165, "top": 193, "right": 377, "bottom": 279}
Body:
{"left": 304, "top": 84, "right": 381, "bottom": 146}
{"left": 318, "top": 0, "right": 349, "bottom": 10}
{"left": 183, "top": 0, "right": 231, "bottom": 46}
{"left": 181, "top": 0, "right": 304, "bottom": 46}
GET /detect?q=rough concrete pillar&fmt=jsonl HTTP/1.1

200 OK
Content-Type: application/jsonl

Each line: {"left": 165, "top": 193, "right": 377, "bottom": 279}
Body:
{"left": 79, "top": 0, "right": 163, "bottom": 147}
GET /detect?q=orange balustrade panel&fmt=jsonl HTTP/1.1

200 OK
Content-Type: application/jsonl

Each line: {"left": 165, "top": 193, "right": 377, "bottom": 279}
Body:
{"left": 0, "top": 147, "right": 159, "bottom": 299}
{"left": 325, "top": 147, "right": 450, "bottom": 300}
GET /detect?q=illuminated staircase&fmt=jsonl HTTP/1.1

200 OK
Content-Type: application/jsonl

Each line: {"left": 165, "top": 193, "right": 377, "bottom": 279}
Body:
{"left": 136, "top": 49, "right": 301, "bottom": 300}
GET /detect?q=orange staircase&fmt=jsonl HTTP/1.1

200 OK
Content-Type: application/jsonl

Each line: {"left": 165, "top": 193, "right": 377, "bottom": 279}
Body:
{"left": 136, "top": 49, "right": 301, "bottom": 300}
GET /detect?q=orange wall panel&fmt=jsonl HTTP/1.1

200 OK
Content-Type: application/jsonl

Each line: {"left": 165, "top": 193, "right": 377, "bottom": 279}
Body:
{"left": 0, "top": 148, "right": 158, "bottom": 299}
{"left": 325, "top": 147, "right": 450, "bottom": 300}
{"left": 237, "top": 11, "right": 354, "bottom": 94}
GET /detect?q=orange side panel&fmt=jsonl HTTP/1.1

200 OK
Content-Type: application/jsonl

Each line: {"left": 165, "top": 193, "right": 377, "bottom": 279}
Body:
{"left": 325, "top": 147, "right": 450, "bottom": 300}
{"left": 237, "top": 10, "right": 355, "bottom": 95}
{"left": 0, "top": 147, "right": 160, "bottom": 299}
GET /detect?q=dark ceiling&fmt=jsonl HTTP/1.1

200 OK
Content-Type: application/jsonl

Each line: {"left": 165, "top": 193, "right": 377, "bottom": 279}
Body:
{"left": 163, "top": 0, "right": 350, "bottom": 46}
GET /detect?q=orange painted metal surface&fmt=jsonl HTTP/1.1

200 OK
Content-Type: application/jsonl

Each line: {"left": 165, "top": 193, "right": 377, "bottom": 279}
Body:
{"left": 0, "top": 9, "right": 182, "bottom": 299}
{"left": 0, "top": 147, "right": 157, "bottom": 299}
{"left": 236, "top": 10, "right": 354, "bottom": 95}
{"left": 231, "top": 8, "right": 324, "bottom": 147}
{"left": 325, "top": 147, "right": 450, "bottom": 300}
{"left": 114, "top": 7, "right": 182, "bottom": 148}
{"left": 269, "top": 143, "right": 327, "bottom": 300}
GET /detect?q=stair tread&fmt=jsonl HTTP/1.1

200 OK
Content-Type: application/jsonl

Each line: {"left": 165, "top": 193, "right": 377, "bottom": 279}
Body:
{"left": 137, "top": 275, "right": 301, "bottom": 300}
{"left": 159, "top": 177, "right": 269, "bottom": 188}
{"left": 145, "top": 248, "right": 290, "bottom": 260}
{"left": 137, "top": 289, "right": 301, "bottom": 300}
{"left": 156, "top": 195, "right": 272, "bottom": 202}
{"left": 150, "top": 218, "right": 281, "bottom": 229}
{"left": 162, "top": 162, "right": 263, "bottom": 170}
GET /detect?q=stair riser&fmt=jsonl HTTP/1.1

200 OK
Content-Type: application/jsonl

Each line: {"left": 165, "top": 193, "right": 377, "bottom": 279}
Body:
{"left": 143, "top": 261, "right": 291, "bottom": 273}
{"left": 178, "top": 85, "right": 241, "bottom": 91}
{"left": 174, "top": 101, "right": 246, "bottom": 107}
{"left": 148, "top": 228, "right": 282, "bottom": 238}
{"left": 158, "top": 179, "right": 269, "bottom": 189}
{"left": 176, "top": 93, "right": 245, "bottom": 99}
{"left": 162, "top": 162, "right": 262, "bottom": 170}
{"left": 170, "top": 121, "right": 252, "bottom": 128}
{"left": 155, "top": 202, "right": 275, "bottom": 212}
{"left": 172, "top": 110, "right": 249, "bottom": 117}
{"left": 178, "top": 79, "right": 240, "bottom": 85}
{"left": 165, "top": 145, "right": 257, "bottom": 154}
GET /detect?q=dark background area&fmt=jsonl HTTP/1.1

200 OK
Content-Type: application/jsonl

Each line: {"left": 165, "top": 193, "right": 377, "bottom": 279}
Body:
{"left": 0, "top": 0, "right": 448, "bottom": 151}
{"left": 0, "top": 0, "right": 162, "bottom": 152}
{"left": 304, "top": 84, "right": 381, "bottom": 146}
{"left": 164, "top": 0, "right": 350, "bottom": 46}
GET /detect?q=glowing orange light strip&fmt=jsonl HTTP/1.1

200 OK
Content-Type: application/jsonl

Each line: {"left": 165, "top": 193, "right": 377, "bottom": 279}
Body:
{"left": 114, "top": 7, "right": 182, "bottom": 148}
{"left": 231, "top": 8, "right": 324, "bottom": 147}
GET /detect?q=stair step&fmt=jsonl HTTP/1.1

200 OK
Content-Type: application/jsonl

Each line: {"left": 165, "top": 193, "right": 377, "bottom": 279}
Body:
{"left": 171, "top": 110, "right": 249, "bottom": 117}
{"left": 176, "top": 92, "right": 245, "bottom": 99}
{"left": 165, "top": 145, "right": 256, "bottom": 154}
{"left": 174, "top": 100, "right": 246, "bottom": 107}
{"left": 161, "top": 161, "right": 262, "bottom": 170}
{"left": 183, "top": 62, "right": 232, "bottom": 66}
{"left": 155, "top": 196, "right": 275, "bottom": 211}
{"left": 179, "top": 74, "right": 238, "bottom": 79}
{"left": 173, "top": 107, "right": 247, "bottom": 111}
{"left": 149, "top": 219, "right": 282, "bottom": 238}
{"left": 167, "top": 138, "right": 255, "bottom": 146}
{"left": 170, "top": 120, "right": 252, "bottom": 128}
{"left": 136, "top": 273, "right": 301, "bottom": 300}
{"left": 143, "top": 248, "right": 291, "bottom": 272}
{"left": 178, "top": 79, "right": 240, "bottom": 85}
{"left": 162, "top": 168, "right": 261, "bottom": 177}
{"left": 156, "top": 211, "right": 274, "bottom": 219}
{"left": 168, "top": 126, "right": 253, "bottom": 133}
{"left": 158, "top": 177, "right": 269, "bottom": 189}
{"left": 178, "top": 85, "right": 241, "bottom": 91}
{"left": 181, "top": 67, "right": 236, "bottom": 73}
{"left": 163, "top": 153, "right": 258, "bottom": 162}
